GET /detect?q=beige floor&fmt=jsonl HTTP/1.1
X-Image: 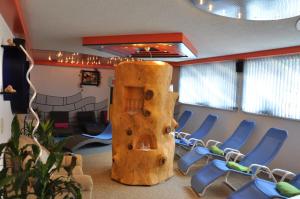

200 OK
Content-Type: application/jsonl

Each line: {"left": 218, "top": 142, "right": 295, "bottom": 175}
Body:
{"left": 81, "top": 149, "right": 250, "bottom": 199}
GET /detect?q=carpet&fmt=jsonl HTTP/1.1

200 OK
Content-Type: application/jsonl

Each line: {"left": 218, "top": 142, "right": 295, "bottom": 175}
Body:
{"left": 79, "top": 146, "right": 249, "bottom": 199}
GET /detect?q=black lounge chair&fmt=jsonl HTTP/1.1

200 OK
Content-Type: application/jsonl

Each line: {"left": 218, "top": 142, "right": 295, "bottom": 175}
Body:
{"left": 77, "top": 111, "right": 106, "bottom": 135}
{"left": 50, "top": 111, "right": 81, "bottom": 137}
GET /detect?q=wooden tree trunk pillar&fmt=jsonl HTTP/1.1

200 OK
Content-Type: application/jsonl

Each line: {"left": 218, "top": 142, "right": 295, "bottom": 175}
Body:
{"left": 111, "top": 61, "right": 178, "bottom": 185}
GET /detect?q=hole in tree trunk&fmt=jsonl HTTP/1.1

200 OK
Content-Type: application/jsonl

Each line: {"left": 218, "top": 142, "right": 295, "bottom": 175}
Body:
{"left": 134, "top": 134, "right": 157, "bottom": 151}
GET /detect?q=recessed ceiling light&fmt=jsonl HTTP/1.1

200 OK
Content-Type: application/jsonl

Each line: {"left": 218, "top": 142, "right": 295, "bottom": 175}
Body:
{"left": 192, "top": 0, "right": 300, "bottom": 21}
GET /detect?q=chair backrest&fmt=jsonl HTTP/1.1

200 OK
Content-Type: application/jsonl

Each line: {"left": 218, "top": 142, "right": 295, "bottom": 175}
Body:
{"left": 291, "top": 174, "right": 300, "bottom": 189}
{"left": 189, "top": 114, "right": 218, "bottom": 140}
{"left": 220, "top": 120, "right": 256, "bottom": 151}
{"left": 94, "top": 123, "right": 112, "bottom": 139}
{"left": 240, "top": 128, "right": 288, "bottom": 167}
{"left": 77, "top": 111, "right": 96, "bottom": 123}
{"left": 102, "top": 123, "right": 112, "bottom": 136}
{"left": 176, "top": 110, "right": 193, "bottom": 132}
{"left": 50, "top": 111, "right": 69, "bottom": 123}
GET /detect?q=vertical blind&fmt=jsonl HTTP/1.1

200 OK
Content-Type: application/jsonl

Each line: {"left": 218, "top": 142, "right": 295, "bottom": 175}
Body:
{"left": 242, "top": 54, "right": 300, "bottom": 120}
{"left": 179, "top": 61, "right": 237, "bottom": 110}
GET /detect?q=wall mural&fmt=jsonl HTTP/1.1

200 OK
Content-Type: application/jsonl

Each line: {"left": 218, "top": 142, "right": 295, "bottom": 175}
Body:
{"left": 32, "top": 92, "right": 107, "bottom": 124}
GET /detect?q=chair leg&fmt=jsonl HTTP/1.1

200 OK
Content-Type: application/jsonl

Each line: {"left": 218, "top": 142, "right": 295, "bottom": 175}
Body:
{"left": 206, "top": 156, "right": 211, "bottom": 164}
{"left": 177, "top": 167, "right": 190, "bottom": 176}
{"left": 191, "top": 161, "right": 226, "bottom": 195}
{"left": 223, "top": 171, "right": 238, "bottom": 191}
{"left": 191, "top": 184, "right": 211, "bottom": 197}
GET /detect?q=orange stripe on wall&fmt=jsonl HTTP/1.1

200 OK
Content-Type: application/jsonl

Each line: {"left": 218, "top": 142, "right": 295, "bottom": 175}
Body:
{"left": 174, "top": 45, "right": 300, "bottom": 66}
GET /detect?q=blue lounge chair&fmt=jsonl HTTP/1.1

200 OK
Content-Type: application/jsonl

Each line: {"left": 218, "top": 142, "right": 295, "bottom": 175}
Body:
{"left": 191, "top": 128, "right": 288, "bottom": 196}
{"left": 82, "top": 123, "right": 112, "bottom": 140}
{"left": 229, "top": 170, "right": 300, "bottom": 199}
{"left": 178, "top": 120, "right": 256, "bottom": 174}
{"left": 175, "top": 110, "right": 193, "bottom": 133}
{"left": 175, "top": 114, "right": 218, "bottom": 150}
{"left": 64, "top": 123, "right": 112, "bottom": 152}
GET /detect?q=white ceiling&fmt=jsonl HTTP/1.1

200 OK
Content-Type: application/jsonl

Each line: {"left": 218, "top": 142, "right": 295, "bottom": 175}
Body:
{"left": 21, "top": 0, "right": 300, "bottom": 61}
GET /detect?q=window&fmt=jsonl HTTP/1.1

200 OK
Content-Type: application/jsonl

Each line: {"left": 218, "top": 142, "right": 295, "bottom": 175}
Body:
{"left": 179, "top": 61, "right": 237, "bottom": 110}
{"left": 242, "top": 54, "right": 300, "bottom": 120}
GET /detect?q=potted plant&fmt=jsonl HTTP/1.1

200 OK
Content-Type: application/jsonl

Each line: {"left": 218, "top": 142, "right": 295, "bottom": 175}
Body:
{"left": 0, "top": 116, "right": 82, "bottom": 199}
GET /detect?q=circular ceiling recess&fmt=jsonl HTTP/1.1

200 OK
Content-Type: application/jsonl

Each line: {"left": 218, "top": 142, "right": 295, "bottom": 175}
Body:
{"left": 191, "top": 0, "right": 300, "bottom": 21}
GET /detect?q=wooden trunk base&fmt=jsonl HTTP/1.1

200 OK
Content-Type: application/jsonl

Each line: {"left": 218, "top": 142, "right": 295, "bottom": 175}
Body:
{"left": 111, "top": 61, "right": 178, "bottom": 185}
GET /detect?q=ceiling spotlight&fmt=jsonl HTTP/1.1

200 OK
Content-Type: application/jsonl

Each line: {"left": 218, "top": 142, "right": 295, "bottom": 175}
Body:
{"left": 208, "top": 4, "right": 213, "bottom": 11}
{"left": 296, "top": 18, "right": 300, "bottom": 31}
{"left": 238, "top": 12, "right": 242, "bottom": 19}
{"left": 199, "top": 0, "right": 204, "bottom": 5}
{"left": 144, "top": 47, "right": 151, "bottom": 52}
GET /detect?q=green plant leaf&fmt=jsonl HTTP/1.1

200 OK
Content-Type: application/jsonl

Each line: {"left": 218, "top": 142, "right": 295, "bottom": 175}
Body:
{"left": 0, "top": 176, "right": 13, "bottom": 188}
{"left": 11, "top": 116, "right": 20, "bottom": 140}
{"left": 0, "top": 168, "right": 13, "bottom": 188}
{"left": 0, "top": 143, "right": 7, "bottom": 154}
{"left": 31, "top": 144, "right": 40, "bottom": 160}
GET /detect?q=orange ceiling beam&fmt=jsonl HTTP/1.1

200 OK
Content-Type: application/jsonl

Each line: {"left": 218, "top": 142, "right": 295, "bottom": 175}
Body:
{"left": 0, "top": 0, "right": 32, "bottom": 50}
{"left": 174, "top": 45, "right": 300, "bottom": 66}
{"left": 0, "top": 0, "right": 23, "bottom": 35}
{"left": 82, "top": 32, "right": 198, "bottom": 57}
{"left": 35, "top": 60, "right": 115, "bottom": 70}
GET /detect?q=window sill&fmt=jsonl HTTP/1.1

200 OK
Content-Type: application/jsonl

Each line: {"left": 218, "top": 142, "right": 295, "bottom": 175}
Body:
{"left": 179, "top": 102, "right": 238, "bottom": 113}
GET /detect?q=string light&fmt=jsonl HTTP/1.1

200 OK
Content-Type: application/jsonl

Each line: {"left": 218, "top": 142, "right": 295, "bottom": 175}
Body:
{"left": 47, "top": 50, "right": 141, "bottom": 67}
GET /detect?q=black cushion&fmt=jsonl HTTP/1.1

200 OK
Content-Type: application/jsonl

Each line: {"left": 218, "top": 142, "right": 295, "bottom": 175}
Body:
{"left": 50, "top": 111, "right": 69, "bottom": 123}
{"left": 77, "top": 111, "right": 96, "bottom": 123}
{"left": 52, "top": 127, "right": 81, "bottom": 137}
{"left": 83, "top": 123, "right": 105, "bottom": 135}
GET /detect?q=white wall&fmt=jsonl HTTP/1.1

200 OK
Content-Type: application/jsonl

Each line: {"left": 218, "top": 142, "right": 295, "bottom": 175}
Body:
{"left": 0, "top": 15, "right": 14, "bottom": 144}
{"left": 179, "top": 92, "right": 300, "bottom": 173}
{"left": 31, "top": 65, "right": 114, "bottom": 102}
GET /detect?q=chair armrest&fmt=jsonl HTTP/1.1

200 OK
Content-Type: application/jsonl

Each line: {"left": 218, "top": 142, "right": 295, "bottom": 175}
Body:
{"left": 249, "top": 164, "right": 276, "bottom": 182}
{"left": 272, "top": 168, "right": 296, "bottom": 182}
{"left": 63, "top": 153, "right": 82, "bottom": 167}
{"left": 223, "top": 148, "right": 240, "bottom": 154}
{"left": 225, "top": 151, "right": 245, "bottom": 163}
{"left": 189, "top": 138, "right": 205, "bottom": 150}
{"left": 72, "top": 174, "right": 93, "bottom": 191}
{"left": 170, "top": 131, "right": 176, "bottom": 137}
{"left": 205, "top": 139, "right": 222, "bottom": 148}
{"left": 175, "top": 131, "right": 191, "bottom": 139}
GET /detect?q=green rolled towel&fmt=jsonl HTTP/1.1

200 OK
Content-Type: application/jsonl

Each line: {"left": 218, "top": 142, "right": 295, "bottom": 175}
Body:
{"left": 226, "top": 161, "right": 250, "bottom": 173}
{"left": 276, "top": 182, "right": 300, "bottom": 197}
{"left": 209, "top": 145, "right": 225, "bottom": 156}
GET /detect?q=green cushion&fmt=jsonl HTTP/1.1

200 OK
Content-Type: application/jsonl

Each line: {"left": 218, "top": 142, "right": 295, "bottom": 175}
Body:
{"left": 209, "top": 145, "right": 224, "bottom": 156}
{"left": 226, "top": 161, "right": 250, "bottom": 173}
{"left": 276, "top": 182, "right": 300, "bottom": 197}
